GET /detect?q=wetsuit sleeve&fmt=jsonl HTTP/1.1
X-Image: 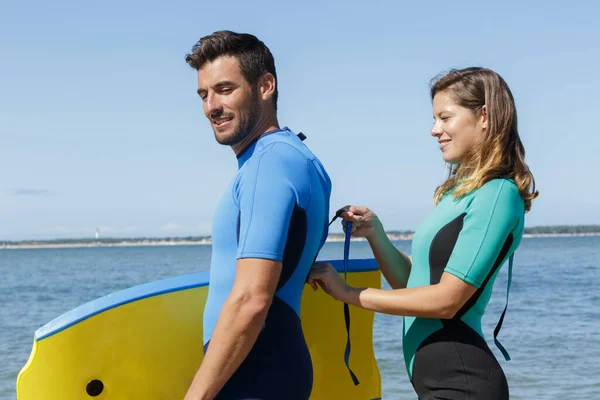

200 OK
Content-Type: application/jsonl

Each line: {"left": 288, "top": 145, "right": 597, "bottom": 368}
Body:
{"left": 236, "top": 143, "right": 309, "bottom": 261}
{"left": 444, "top": 180, "right": 523, "bottom": 288}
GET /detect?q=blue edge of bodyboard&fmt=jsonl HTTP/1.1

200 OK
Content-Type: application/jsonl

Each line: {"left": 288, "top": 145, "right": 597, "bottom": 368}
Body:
{"left": 35, "top": 258, "right": 379, "bottom": 341}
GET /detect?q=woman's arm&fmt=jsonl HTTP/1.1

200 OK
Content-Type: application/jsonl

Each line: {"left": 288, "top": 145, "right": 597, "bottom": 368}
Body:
{"left": 341, "top": 206, "right": 412, "bottom": 289}
{"left": 308, "top": 263, "right": 476, "bottom": 319}
{"left": 341, "top": 272, "right": 477, "bottom": 318}
{"left": 367, "top": 226, "right": 412, "bottom": 289}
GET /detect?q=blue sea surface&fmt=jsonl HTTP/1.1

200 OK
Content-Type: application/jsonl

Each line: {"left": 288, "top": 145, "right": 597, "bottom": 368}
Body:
{"left": 1, "top": 236, "right": 599, "bottom": 399}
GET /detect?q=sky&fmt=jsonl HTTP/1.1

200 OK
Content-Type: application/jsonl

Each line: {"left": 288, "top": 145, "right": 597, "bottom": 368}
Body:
{"left": 1, "top": 0, "right": 599, "bottom": 241}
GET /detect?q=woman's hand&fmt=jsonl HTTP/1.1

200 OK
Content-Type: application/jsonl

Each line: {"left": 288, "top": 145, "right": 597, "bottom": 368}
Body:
{"left": 340, "top": 206, "right": 383, "bottom": 240}
{"left": 307, "top": 262, "right": 352, "bottom": 302}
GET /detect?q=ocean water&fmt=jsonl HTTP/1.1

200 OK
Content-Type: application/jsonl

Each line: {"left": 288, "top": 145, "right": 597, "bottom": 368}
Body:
{"left": 1, "top": 236, "right": 599, "bottom": 399}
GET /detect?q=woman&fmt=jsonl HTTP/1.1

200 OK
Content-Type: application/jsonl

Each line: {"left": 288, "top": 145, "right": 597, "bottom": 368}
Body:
{"left": 308, "top": 67, "right": 538, "bottom": 399}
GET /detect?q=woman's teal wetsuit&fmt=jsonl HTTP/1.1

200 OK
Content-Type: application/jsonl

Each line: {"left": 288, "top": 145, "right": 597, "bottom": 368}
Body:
{"left": 404, "top": 178, "right": 524, "bottom": 399}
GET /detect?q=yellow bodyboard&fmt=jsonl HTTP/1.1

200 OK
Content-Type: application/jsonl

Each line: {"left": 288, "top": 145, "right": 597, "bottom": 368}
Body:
{"left": 17, "top": 259, "right": 381, "bottom": 399}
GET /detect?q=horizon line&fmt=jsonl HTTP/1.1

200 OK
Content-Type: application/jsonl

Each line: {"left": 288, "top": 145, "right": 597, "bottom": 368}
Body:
{"left": 2, "top": 223, "right": 600, "bottom": 244}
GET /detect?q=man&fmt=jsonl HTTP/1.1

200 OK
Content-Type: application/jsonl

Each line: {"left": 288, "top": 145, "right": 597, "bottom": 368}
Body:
{"left": 183, "top": 31, "right": 332, "bottom": 400}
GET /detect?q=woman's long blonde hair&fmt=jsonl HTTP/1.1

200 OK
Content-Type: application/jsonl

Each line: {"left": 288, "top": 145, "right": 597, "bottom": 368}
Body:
{"left": 431, "top": 67, "right": 538, "bottom": 211}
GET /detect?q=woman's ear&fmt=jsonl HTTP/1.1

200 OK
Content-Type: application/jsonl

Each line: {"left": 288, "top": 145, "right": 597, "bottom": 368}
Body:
{"left": 481, "top": 105, "right": 488, "bottom": 130}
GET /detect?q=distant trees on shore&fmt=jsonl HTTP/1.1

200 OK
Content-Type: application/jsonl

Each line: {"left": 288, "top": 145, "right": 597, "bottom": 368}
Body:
{"left": 523, "top": 225, "right": 600, "bottom": 234}
{"left": 0, "top": 236, "right": 211, "bottom": 246}
{"left": 2, "top": 226, "right": 600, "bottom": 246}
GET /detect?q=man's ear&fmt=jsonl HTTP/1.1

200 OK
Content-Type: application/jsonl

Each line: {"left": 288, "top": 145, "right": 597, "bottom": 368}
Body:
{"left": 259, "top": 73, "right": 276, "bottom": 101}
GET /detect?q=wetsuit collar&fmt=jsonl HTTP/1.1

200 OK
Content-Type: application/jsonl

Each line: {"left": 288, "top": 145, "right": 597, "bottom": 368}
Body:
{"left": 236, "top": 127, "right": 290, "bottom": 167}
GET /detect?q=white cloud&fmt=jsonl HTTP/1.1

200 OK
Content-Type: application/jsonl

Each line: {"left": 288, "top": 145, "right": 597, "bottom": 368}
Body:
{"left": 52, "top": 225, "right": 77, "bottom": 233}
{"left": 97, "top": 226, "right": 118, "bottom": 233}
{"left": 160, "top": 222, "right": 184, "bottom": 231}
{"left": 196, "top": 222, "right": 212, "bottom": 235}
{"left": 7, "top": 188, "right": 56, "bottom": 196}
{"left": 51, "top": 226, "right": 139, "bottom": 236}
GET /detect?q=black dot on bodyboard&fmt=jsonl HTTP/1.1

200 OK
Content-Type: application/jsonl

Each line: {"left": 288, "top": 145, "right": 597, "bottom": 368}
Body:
{"left": 86, "top": 379, "right": 104, "bottom": 396}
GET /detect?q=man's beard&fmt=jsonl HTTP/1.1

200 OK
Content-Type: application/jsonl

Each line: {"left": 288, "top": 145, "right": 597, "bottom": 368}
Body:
{"left": 214, "top": 91, "right": 262, "bottom": 146}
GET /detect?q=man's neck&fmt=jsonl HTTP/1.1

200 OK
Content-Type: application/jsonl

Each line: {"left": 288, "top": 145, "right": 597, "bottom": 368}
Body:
{"left": 232, "top": 113, "right": 279, "bottom": 156}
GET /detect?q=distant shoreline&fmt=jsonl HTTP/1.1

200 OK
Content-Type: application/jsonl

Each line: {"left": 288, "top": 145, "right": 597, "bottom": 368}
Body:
{"left": 2, "top": 232, "right": 600, "bottom": 250}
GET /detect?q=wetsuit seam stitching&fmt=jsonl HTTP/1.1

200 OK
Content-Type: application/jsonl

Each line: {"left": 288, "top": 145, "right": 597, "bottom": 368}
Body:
{"left": 463, "top": 180, "right": 506, "bottom": 284}
{"left": 445, "top": 267, "right": 480, "bottom": 286}
{"left": 239, "top": 251, "right": 282, "bottom": 258}
{"left": 264, "top": 141, "right": 313, "bottom": 161}
{"left": 276, "top": 204, "right": 307, "bottom": 294}
{"left": 262, "top": 141, "right": 311, "bottom": 209}
{"left": 452, "top": 341, "right": 471, "bottom": 399}
{"left": 306, "top": 158, "right": 312, "bottom": 210}
{"left": 232, "top": 176, "right": 240, "bottom": 209}
{"left": 238, "top": 151, "right": 268, "bottom": 255}
{"left": 428, "top": 213, "right": 465, "bottom": 285}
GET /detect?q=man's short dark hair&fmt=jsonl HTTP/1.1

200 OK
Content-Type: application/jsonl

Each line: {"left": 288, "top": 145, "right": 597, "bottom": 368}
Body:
{"left": 185, "top": 30, "right": 278, "bottom": 108}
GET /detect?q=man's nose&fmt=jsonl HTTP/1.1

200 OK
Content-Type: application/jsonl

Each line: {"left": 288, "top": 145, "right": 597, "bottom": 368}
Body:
{"left": 206, "top": 93, "right": 223, "bottom": 118}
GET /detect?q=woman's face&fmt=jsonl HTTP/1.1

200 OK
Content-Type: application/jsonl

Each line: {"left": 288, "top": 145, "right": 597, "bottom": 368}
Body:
{"left": 431, "top": 90, "right": 487, "bottom": 164}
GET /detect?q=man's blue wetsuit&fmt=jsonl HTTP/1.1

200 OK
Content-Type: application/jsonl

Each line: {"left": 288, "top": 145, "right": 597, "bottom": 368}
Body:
{"left": 203, "top": 127, "right": 332, "bottom": 400}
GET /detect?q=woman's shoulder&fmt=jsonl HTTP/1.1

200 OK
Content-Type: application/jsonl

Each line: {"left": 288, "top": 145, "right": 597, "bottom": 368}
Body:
{"left": 472, "top": 178, "right": 524, "bottom": 210}
{"left": 478, "top": 177, "right": 518, "bottom": 192}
